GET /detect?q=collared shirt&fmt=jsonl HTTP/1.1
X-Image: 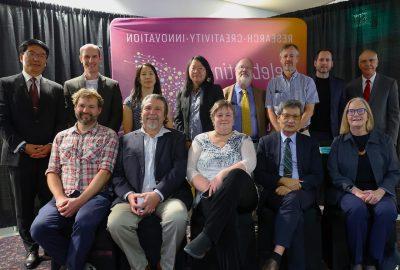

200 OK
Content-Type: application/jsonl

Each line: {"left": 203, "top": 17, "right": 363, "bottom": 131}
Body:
{"left": 189, "top": 89, "right": 203, "bottom": 140}
{"left": 232, "top": 83, "right": 258, "bottom": 139}
{"left": 265, "top": 71, "right": 319, "bottom": 126}
{"left": 85, "top": 79, "right": 98, "bottom": 90}
{"left": 362, "top": 73, "right": 376, "bottom": 94}
{"left": 139, "top": 126, "right": 171, "bottom": 201}
{"left": 22, "top": 70, "right": 42, "bottom": 97}
{"left": 279, "top": 132, "right": 299, "bottom": 179}
{"left": 46, "top": 123, "right": 119, "bottom": 196}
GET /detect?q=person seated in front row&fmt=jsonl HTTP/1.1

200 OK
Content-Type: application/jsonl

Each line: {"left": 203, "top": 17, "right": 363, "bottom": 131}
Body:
{"left": 328, "top": 97, "right": 400, "bottom": 270}
{"left": 254, "top": 99, "right": 323, "bottom": 270}
{"left": 30, "top": 89, "right": 119, "bottom": 270}
{"left": 184, "top": 99, "right": 258, "bottom": 270}
{"left": 107, "top": 94, "right": 189, "bottom": 270}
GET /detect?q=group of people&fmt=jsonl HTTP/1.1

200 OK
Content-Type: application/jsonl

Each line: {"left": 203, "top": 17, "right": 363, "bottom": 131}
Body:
{"left": 0, "top": 38, "right": 399, "bottom": 270}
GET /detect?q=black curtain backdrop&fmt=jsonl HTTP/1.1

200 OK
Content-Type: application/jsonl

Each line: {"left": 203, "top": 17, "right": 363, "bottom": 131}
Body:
{"left": 0, "top": 0, "right": 399, "bottom": 227}
{"left": 277, "top": 0, "right": 400, "bottom": 83}
{"left": 0, "top": 0, "right": 135, "bottom": 227}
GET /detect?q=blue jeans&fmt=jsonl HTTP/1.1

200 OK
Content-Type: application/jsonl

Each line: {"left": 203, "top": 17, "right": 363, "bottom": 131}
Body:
{"left": 30, "top": 192, "right": 111, "bottom": 270}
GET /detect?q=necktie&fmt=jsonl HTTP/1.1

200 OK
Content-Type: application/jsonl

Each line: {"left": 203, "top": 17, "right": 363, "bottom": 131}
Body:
{"left": 363, "top": 79, "right": 371, "bottom": 102}
{"left": 30, "top": 77, "right": 39, "bottom": 113}
{"left": 283, "top": 138, "right": 292, "bottom": 178}
{"left": 241, "top": 89, "right": 252, "bottom": 136}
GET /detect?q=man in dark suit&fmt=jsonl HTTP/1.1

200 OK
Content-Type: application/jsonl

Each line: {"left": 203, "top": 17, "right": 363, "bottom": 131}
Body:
{"left": 255, "top": 99, "right": 323, "bottom": 270}
{"left": 345, "top": 49, "right": 399, "bottom": 145}
{"left": 0, "top": 39, "right": 65, "bottom": 269}
{"left": 223, "top": 57, "right": 268, "bottom": 142}
{"left": 310, "top": 49, "right": 346, "bottom": 144}
{"left": 107, "top": 94, "right": 190, "bottom": 270}
{"left": 64, "top": 43, "right": 122, "bottom": 132}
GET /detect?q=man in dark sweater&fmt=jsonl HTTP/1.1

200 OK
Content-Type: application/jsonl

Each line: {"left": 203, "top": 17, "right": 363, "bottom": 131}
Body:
{"left": 310, "top": 49, "right": 346, "bottom": 145}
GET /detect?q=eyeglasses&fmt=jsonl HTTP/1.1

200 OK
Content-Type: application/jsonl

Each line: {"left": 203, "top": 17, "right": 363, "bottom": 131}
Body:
{"left": 281, "top": 113, "right": 301, "bottom": 120}
{"left": 25, "top": 51, "right": 47, "bottom": 59}
{"left": 347, "top": 108, "right": 367, "bottom": 116}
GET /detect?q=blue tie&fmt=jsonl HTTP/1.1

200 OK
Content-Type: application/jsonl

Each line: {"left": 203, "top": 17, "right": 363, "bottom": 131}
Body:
{"left": 283, "top": 138, "right": 292, "bottom": 178}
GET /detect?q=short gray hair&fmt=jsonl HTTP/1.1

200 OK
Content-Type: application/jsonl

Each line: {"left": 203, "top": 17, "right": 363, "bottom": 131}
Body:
{"left": 276, "top": 99, "right": 303, "bottom": 115}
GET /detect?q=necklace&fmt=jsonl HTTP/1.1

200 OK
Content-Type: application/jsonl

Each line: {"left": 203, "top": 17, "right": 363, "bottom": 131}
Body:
{"left": 358, "top": 149, "right": 366, "bottom": 156}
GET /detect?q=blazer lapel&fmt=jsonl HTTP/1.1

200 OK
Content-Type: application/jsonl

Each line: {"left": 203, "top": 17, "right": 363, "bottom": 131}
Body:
{"left": 97, "top": 75, "right": 106, "bottom": 97}
{"left": 274, "top": 132, "right": 281, "bottom": 170}
{"left": 38, "top": 78, "right": 50, "bottom": 115}
{"left": 16, "top": 74, "right": 35, "bottom": 113}
{"left": 154, "top": 133, "right": 167, "bottom": 180}
{"left": 369, "top": 73, "right": 379, "bottom": 105}
{"left": 295, "top": 134, "right": 303, "bottom": 178}
{"left": 132, "top": 132, "right": 145, "bottom": 192}
{"left": 78, "top": 75, "right": 86, "bottom": 89}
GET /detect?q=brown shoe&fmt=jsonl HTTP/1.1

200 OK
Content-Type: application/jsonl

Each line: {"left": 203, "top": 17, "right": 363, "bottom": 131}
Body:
{"left": 262, "top": 258, "right": 279, "bottom": 270}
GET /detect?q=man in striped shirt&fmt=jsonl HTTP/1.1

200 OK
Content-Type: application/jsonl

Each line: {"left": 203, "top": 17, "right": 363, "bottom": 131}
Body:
{"left": 30, "top": 88, "right": 119, "bottom": 270}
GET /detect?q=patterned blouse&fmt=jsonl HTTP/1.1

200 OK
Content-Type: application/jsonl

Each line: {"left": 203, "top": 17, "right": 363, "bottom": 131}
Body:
{"left": 124, "top": 95, "right": 142, "bottom": 131}
{"left": 187, "top": 130, "right": 256, "bottom": 203}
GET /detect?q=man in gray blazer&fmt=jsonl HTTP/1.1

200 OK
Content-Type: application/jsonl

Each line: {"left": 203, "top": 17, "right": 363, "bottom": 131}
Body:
{"left": 0, "top": 39, "right": 65, "bottom": 269}
{"left": 345, "top": 49, "right": 399, "bottom": 144}
{"left": 107, "top": 94, "right": 189, "bottom": 270}
{"left": 64, "top": 44, "right": 122, "bottom": 132}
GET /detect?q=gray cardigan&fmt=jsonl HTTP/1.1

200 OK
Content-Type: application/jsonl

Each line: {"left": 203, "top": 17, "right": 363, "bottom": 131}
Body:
{"left": 327, "top": 130, "right": 400, "bottom": 205}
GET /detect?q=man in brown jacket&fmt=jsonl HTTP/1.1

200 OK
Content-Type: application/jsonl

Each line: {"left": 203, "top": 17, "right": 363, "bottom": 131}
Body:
{"left": 223, "top": 58, "right": 268, "bottom": 142}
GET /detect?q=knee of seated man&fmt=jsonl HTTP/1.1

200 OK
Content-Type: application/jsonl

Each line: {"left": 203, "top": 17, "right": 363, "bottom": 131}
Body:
{"left": 161, "top": 201, "right": 188, "bottom": 227}
{"left": 30, "top": 217, "right": 48, "bottom": 241}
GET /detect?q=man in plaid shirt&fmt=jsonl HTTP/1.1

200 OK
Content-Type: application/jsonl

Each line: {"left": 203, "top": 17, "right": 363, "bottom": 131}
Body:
{"left": 30, "top": 88, "right": 119, "bottom": 270}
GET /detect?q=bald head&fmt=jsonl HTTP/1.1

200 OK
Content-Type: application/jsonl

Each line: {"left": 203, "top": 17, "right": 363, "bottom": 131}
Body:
{"left": 358, "top": 49, "right": 378, "bottom": 79}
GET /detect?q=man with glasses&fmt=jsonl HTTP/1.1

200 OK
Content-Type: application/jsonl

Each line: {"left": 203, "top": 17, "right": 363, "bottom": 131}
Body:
{"left": 223, "top": 58, "right": 268, "bottom": 142}
{"left": 345, "top": 49, "right": 399, "bottom": 146}
{"left": 255, "top": 99, "right": 323, "bottom": 270}
{"left": 266, "top": 44, "right": 319, "bottom": 135}
{"left": 0, "top": 39, "right": 65, "bottom": 269}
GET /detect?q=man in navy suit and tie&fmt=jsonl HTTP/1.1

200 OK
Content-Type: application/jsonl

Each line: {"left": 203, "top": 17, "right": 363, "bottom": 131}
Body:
{"left": 107, "top": 94, "right": 190, "bottom": 270}
{"left": 255, "top": 99, "right": 323, "bottom": 270}
{"left": 0, "top": 39, "right": 65, "bottom": 268}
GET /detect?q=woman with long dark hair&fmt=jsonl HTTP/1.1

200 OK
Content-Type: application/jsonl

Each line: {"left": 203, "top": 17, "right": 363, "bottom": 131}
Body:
{"left": 174, "top": 55, "right": 224, "bottom": 145}
{"left": 122, "top": 63, "right": 165, "bottom": 133}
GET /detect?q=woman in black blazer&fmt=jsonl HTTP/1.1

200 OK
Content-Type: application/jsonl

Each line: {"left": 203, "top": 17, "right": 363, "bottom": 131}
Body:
{"left": 328, "top": 97, "right": 400, "bottom": 270}
{"left": 174, "top": 55, "right": 224, "bottom": 144}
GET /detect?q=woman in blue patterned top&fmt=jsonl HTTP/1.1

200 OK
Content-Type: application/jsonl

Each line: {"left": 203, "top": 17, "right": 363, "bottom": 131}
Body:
{"left": 122, "top": 63, "right": 173, "bottom": 133}
{"left": 184, "top": 99, "right": 258, "bottom": 270}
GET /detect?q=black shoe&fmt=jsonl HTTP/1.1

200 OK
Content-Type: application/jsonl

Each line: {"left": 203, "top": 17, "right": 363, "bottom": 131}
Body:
{"left": 184, "top": 232, "right": 212, "bottom": 259}
{"left": 25, "top": 251, "right": 40, "bottom": 269}
{"left": 262, "top": 258, "right": 279, "bottom": 270}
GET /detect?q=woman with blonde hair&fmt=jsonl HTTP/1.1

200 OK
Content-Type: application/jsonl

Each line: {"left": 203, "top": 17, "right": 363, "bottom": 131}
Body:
{"left": 328, "top": 97, "right": 400, "bottom": 270}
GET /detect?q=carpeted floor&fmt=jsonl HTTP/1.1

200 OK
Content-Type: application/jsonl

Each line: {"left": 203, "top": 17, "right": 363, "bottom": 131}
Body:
{"left": 0, "top": 235, "right": 50, "bottom": 270}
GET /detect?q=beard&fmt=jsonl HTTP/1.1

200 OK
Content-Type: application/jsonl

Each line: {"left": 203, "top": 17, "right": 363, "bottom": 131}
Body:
{"left": 76, "top": 112, "right": 97, "bottom": 125}
{"left": 237, "top": 75, "right": 252, "bottom": 88}
{"left": 143, "top": 117, "right": 162, "bottom": 131}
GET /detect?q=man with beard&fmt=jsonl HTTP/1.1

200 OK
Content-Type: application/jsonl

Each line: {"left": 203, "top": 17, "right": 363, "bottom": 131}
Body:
{"left": 0, "top": 39, "right": 65, "bottom": 269}
{"left": 107, "top": 94, "right": 189, "bottom": 270}
{"left": 64, "top": 44, "right": 122, "bottom": 132}
{"left": 266, "top": 44, "right": 319, "bottom": 135}
{"left": 223, "top": 58, "right": 268, "bottom": 142}
{"left": 309, "top": 49, "right": 345, "bottom": 145}
{"left": 30, "top": 88, "right": 119, "bottom": 270}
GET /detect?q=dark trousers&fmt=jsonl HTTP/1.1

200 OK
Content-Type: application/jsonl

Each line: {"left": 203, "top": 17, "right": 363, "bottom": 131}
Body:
{"left": 266, "top": 189, "right": 316, "bottom": 270}
{"left": 340, "top": 193, "right": 397, "bottom": 266}
{"left": 196, "top": 168, "right": 257, "bottom": 270}
{"left": 30, "top": 193, "right": 111, "bottom": 270}
{"left": 8, "top": 155, "right": 52, "bottom": 252}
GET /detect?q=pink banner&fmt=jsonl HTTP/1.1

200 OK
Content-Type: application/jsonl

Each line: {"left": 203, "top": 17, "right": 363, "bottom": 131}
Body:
{"left": 110, "top": 18, "right": 307, "bottom": 109}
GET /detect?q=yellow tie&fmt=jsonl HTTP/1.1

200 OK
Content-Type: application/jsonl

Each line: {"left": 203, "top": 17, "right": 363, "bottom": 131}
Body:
{"left": 241, "top": 89, "right": 252, "bottom": 136}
